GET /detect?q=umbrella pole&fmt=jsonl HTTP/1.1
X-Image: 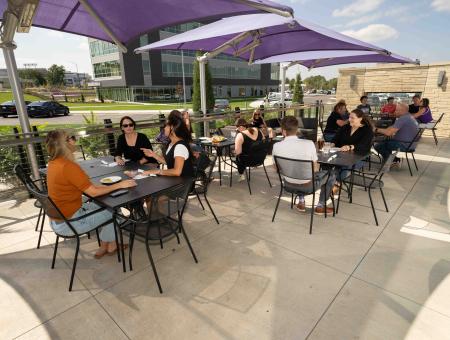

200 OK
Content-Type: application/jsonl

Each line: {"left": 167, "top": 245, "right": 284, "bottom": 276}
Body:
{"left": 280, "top": 65, "right": 286, "bottom": 118}
{"left": 199, "top": 59, "right": 208, "bottom": 136}
{"left": 2, "top": 45, "right": 41, "bottom": 181}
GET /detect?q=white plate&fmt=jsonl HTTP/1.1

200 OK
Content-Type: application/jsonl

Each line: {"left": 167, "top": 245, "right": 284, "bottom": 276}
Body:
{"left": 330, "top": 147, "right": 341, "bottom": 153}
{"left": 100, "top": 176, "right": 121, "bottom": 185}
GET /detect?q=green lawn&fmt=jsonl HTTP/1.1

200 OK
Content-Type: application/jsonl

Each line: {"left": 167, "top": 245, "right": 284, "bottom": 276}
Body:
{"left": 0, "top": 91, "right": 42, "bottom": 103}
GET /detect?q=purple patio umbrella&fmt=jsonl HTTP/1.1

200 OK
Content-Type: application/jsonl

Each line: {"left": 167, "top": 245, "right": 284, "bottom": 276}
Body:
{"left": 0, "top": 0, "right": 293, "bottom": 52}
{"left": 135, "top": 13, "right": 398, "bottom": 125}
{"left": 254, "top": 50, "right": 418, "bottom": 110}
{"left": 0, "top": 0, "right": 293, "bottom": 178}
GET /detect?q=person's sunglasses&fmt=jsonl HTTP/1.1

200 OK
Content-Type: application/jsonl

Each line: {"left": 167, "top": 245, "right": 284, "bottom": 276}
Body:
{"left": 122, "top": 123, "right": 134, "bottom": 128}
{"left": 254, "top": 114, "right": 260, "bottom": 117}
{"left": 66, "top": 135, "right": 76, "bottom": 142}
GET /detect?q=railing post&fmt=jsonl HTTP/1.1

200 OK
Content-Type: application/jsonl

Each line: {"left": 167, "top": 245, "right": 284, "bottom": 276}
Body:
{"left": 13, "top": 127, "right": 29, "bottom": 175}
{"left": 259, "top": 104, "right": 265, "bottom": 118}
{"left": 31, "top": 126, "right": 46, "bottom": 169}
{"left": 103, "top": 119, "right": 115, "bottom": 156}
{"left": 234, "top": 106, "right": 241, "bottom": 119}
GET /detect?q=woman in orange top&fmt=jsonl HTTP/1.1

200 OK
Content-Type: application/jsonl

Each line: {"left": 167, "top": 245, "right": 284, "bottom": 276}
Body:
{"left": 46, "top": 130, "right": 136, "bottom": 258}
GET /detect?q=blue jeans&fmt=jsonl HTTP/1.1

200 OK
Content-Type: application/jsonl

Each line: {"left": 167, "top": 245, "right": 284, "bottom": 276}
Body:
{"left": 50, "top": 201, "right": 116, "bottom": 242}
{"left": 374, "top": 140, "right": 408, "bottom": 161}
{"left": 289, "top": 170, "right": 337, "bottom": 206}
{"left": 337, "top": 160, "right": 365, "bottom": 182}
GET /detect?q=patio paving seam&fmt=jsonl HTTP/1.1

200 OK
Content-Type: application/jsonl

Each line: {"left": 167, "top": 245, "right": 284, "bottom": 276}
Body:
{"left": 90, "top": 216, "right": 233, "bottom": 297}
{"left": 304, "top": 141, "right": 439, "bottom": 339}
{"left": 91, "top": 295, "right": 132, "bottom": 340}
{"left": 11, "top": 295, "right": 94, "bottom": 340}
{"left": 349, "top": 276, "right": 450, "bottom": 320}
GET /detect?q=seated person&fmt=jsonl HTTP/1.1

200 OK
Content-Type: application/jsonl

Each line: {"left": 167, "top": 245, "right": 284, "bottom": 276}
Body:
{"left": 374, "top": 103, "right": 420, "bottom": 166}
{"left": 356, "top": 95, "right": 371, "bottom": 115}
{"left": 234, "top": 118, "right": 265, "bottom": 181}
{"left": 323, "top": 101, "right": 349, "bottom": 142}
{"left": 250, "top": 109, "right": 274, "bottom": 138}
{"left": 46, "top": 130, "right": 136, "bottom": 258}
{"left": 408, "top": 94, "right": 421, "bottom": 114}
{"left": 114, "top": 116, "right": 156, "bottom": 165}
{"left": 412, "top": 98, "right": 433, "bottom": 124}
{"left": 140, "top": 110, "right": 194, "bottom": 177}
{"left": 381, "top": 97, "right": 396, "bottom": 117}
{"left": 333, "top": 109, "right": 374, "bottom": 181}
{"left": 272, "top": 116, "right": 336, "bottom": 215}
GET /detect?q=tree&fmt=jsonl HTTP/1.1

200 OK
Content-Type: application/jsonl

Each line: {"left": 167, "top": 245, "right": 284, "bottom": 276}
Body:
{"left": 64, "top": 93, "right": 68, "bottom": 102}
{"left": 192, "top": 51, "right": 215, "bottom": 113}
{"left": 81, "top": 93, "right": 85, "bottom": 102}
{"left": 47, "top": 64, "right": 65, "bottom": 87}
{"left": 289, "top": 78, "right": 296, "bottom": 90}
{"left": 292, "top": 73, "right": 304, "bottom": 104}
{"left": 18, "top": 69, "right": 47, "bottom": 87}
{"left": 284, "top": 77, "right": 290, "bottom": 86}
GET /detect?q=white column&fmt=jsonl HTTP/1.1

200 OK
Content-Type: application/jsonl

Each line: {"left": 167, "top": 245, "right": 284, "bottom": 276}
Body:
{"left": 2, "top": 44, "right": 40, "bottom": 181}
{"left": 199, "top": 59, "right": 208, "bottom": 136}
{"left": 280, "top": 65, "right": 286, "bottom": 118}
{"left": 181, "top": 50, "right": 186, "bottom": 105}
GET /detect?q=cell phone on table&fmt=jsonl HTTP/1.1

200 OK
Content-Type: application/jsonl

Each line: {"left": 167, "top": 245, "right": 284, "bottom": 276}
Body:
{"left": 110, "top": 189, "right": 128, "bottom": 197}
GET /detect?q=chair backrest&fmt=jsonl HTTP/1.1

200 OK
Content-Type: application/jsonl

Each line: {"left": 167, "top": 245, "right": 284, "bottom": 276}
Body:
{"left": 273, "top": 155, "right": 314, "bottom": 183}
{"left": 150, "top": 178, "right": 194, "bottom": 220}
{"left": 14, "top": 164, "right": 41, "bottom": 192}
{"left": 433, "top": 112, "right": 445, "bottom": 127}
{"left": 266, "top": 118, "right": 281, "bottom": 129}
{"left": 406, "top": 128, "right": 424, "bottom": 151}
{"left": 26, "top": 183, "right": 78, "bottom": 235}
{"left": 219, "top": 126, "right": 236, "bottom": 139}
{"left": 195, "top": 152, "right": 217, "bottom": 184}
{"left": 245, "top": 140, "right": 271, "bottom": 167}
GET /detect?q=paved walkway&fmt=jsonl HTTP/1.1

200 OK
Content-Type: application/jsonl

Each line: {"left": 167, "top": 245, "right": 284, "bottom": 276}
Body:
{"left": 0, "top": 137, "right": 449, "bottom": 339}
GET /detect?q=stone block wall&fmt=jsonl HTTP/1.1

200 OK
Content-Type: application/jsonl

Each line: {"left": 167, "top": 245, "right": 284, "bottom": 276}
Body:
{"left": 336, "top": 62, "right": 450, "bottom": 137}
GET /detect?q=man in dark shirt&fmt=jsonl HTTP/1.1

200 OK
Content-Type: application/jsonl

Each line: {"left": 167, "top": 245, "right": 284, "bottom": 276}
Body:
{"left": 323, "top": 101, "right": 348, "bottom": 142}
{"left": 408, "top": 94, "right": 421, "bottom": 114}
{"left": 356, "top": 95, "right": 371, "bottom": 115}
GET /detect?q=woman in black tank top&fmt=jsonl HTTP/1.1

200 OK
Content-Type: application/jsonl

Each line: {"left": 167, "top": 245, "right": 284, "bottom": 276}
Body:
{"left": 234, "top": 118, "right": 264, "bottom": 175}
{"left": 141, "top": 110, "right": 194, "bottom": 177}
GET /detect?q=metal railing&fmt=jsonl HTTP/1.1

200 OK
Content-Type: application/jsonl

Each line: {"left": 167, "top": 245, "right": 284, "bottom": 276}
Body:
{"left": 0, "top": 102, "right": 327, "bottom": 199}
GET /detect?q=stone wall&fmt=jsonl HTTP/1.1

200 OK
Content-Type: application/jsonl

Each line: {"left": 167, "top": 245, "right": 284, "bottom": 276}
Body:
{"left": 336, "top": 62, "right": 450, "bottom": 137}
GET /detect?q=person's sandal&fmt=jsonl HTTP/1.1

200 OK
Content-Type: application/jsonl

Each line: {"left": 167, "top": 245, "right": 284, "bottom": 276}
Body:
{"left": 107, "top": 244, "right": 129, "bottom": 256}
{"left": 94, "top": 248, "right": 108, "bottom": 259}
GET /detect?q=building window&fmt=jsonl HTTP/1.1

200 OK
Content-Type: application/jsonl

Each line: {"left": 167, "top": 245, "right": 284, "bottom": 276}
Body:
{"left": 270, "top": 63, "right": 279, "bottom": 80}
{"left": 162, "top": 61, "right": 193, "bottom": 77}
{"left": 93, "top": 61, "right": 121, "bottom": 78}
{"left": 209, "top": 65, "right": 260, "bottom": 80}
{"left": 89, "top": 40, "right": 118, "bottom": 57}
{"left": 139, "top": 34, "right": 148, "bottom": 47}
{"left": 161, "top": 22, "right": 201, "bottom": 34}
{"left": 239, "top": 88, "right": 246, "bottom": 96}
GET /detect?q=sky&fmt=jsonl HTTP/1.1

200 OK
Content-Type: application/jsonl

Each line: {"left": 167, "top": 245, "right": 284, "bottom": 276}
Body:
{"left": 0, "top": 0, "right": 449, "bottom": 80}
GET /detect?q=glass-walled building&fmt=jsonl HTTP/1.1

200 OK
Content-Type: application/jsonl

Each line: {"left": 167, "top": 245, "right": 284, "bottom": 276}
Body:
{"left": 88, "top": 22, "right": 279, "bottom": 102}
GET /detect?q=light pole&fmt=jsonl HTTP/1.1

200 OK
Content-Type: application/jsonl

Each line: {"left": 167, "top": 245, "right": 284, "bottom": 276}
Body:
{"left": 69, "top": 61, "right": 80, "bottom": 87}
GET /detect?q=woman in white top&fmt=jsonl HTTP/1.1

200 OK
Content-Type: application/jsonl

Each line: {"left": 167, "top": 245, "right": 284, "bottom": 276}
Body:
{"left": 140, "top": 110, "right": 194, "bottom": 177}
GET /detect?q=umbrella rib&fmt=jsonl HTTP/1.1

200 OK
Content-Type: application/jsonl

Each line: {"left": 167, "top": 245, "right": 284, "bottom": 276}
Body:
{"left": 60, "top": 2, "right": 81, "bottom": 30}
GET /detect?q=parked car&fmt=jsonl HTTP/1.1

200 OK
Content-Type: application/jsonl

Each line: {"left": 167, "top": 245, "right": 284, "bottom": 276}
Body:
{"left": 1, "top": 101, "right": 31, "bottom": 118}
{"left": 27, "top": 101, "right": 70, "bottom": 118}
{"left": 213, "top": 99, "right": 231, "bottom": 112}
{"left": 272, "top": 98, "right": 293, "bottom": 108}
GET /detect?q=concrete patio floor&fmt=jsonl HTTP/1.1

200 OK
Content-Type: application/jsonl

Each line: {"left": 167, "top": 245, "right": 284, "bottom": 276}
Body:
{"left": 1, "top": 136, "right": 449, "bottom": 340}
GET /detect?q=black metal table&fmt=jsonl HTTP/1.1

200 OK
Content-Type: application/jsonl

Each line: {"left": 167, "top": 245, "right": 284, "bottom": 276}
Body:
{"left": 198, "top": 139, "right": 235, "bottom": 185}
{"left": 317, "top": 150, "right": 369, "bottom": 209}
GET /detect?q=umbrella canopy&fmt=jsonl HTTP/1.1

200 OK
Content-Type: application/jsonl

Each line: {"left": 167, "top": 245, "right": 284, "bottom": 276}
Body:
{"left": 0, "top": 0, "right": 292, "bottom": 47}
{"left": 135, "top": 13, "right": 391, "bottom": 60}
{"left": 255, "top": 50, "right": 418, "bottom": 68}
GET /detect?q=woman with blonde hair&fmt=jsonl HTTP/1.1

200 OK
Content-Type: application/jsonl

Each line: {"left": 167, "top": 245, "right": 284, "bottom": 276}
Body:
{"left": 250, "top": 109, "right": 273, "bottom": 138}
{"left": 46, "top": 130, "right": 136, "bottom": 258}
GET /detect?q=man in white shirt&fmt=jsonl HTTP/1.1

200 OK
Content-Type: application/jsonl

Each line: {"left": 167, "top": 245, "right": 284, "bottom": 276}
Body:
{"left": 272, "top": 116, "right": 335, "bottom": 215}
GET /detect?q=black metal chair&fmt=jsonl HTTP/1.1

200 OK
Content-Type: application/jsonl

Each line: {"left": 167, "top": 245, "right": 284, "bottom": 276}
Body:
{"left": 26, "top": 184, "right": 111, "bottom": 291}
{"left": 401, "top": 129, "right": 424, "bottom": 176}
{"left": 419, "top": 112, "right": 445, "bottom": 146}
{"left": 191, "top": 152, "right": 219, "bottom": 224}
{"left": 230, "top": 140, "right": 272, "bottom": 195}
{"left": 121, "top": 179, "right": 197, "bottom": 294}
{"left": 339, "top": 152, "right": 397, "bottom": 226}
{"left": 14, "top": 164, "right": 47, "bottom": 249}
{"left": 272, "top": 156, "right": 335, "bottom": 234}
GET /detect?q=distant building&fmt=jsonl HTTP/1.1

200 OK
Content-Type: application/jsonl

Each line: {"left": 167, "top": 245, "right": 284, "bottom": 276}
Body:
{"left": 88, "top": 22, "right": 280, "bottom": 102}
{"left": 64, "top": 72, "right": 91, "bottom": 87}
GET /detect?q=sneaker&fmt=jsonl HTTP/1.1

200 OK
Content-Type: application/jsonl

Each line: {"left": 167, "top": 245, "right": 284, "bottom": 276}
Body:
{"left": 314, "top": 206, "right": 334, "bottom": 215}
{"left": 238, "top": 174, "right": 246, "bottom": 182}
{"left": 296, "top": 202, "right": 306, "bottom": 213}
{"left": 390, "top": 161, "right": 401, "bottom": 170}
